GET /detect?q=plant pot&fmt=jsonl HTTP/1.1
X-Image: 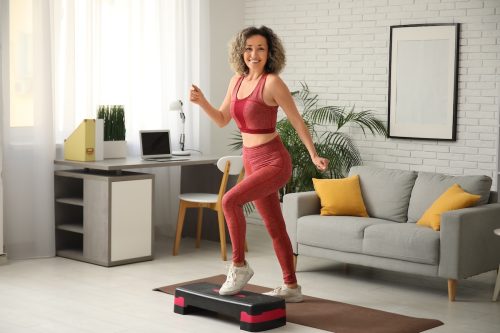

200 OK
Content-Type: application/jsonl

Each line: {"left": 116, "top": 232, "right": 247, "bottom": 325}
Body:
{"left": 103, "top": 140, "right": 127, "bottom": 159}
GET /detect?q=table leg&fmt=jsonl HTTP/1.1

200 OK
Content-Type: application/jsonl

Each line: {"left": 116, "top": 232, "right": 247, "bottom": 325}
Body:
{"left": 493, "top": 264, "right": 500, "bottom": 301}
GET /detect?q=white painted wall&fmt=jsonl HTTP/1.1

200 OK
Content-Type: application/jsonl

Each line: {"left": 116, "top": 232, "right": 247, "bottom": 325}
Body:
{"left": 200, "top": 0, "right": 244, "bottom": 156}
{"left": 244, "top": 0, "right": 500, "bottom": 190}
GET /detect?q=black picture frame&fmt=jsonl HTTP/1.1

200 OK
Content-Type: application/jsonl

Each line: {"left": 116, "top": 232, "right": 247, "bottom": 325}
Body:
{"left": 388, "top": 23, "right": 460, "bottom": 141}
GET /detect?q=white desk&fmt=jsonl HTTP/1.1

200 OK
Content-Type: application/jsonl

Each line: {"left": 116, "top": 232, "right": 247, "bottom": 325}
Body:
{"left": 54, "top": 155, "right": 223, "bottom": 266}
{"left": 54, "top": 155, "right": 220, "bottom": 171}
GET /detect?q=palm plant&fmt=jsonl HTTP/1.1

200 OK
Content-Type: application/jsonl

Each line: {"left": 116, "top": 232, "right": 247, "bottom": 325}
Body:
{"left": 229, "top": 82, "right": 387, "bottom": 200}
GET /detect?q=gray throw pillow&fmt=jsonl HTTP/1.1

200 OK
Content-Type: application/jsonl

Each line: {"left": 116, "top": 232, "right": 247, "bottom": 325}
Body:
{"left": 349, "top": 166, "right": 417, "bottom": 223}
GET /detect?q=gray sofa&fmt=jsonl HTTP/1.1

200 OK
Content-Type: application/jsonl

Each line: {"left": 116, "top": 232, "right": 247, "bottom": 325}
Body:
{"left": 283, "top": 166, "right": 500, "bottom": 301}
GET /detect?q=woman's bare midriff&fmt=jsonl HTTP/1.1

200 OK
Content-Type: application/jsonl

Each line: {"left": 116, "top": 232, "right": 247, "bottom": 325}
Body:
{"left": 241, "top": 132, "right": 279, "bottom": 148}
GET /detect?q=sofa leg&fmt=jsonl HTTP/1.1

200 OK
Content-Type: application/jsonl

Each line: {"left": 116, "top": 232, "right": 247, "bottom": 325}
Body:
{"left": 448, "top": 279, "right": 457, "bottom": 301}
{"left": 293, "top": 254, "right": 298, "bottom": 272}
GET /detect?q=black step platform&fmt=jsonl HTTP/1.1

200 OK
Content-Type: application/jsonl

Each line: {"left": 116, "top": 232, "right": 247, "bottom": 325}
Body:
{"left": 174, "top": 282, "right": 286, "bottom": 332}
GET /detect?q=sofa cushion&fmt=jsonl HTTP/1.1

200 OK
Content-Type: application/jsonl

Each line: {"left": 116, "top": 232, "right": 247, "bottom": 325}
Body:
{"left": 349, "top": 166, "right": 417, "bottom": 223}
{"left": 363, "top": 223, "right": 440, "bottom": 265}
{"left": 297, "top": 215, "right": 391, "bottom": 253}
{"left": 312, "top": 176, "right": 368, "bottom": 217}
{"left": 407, "top": 172, "right": 492, "bottom": 223}
{"left": 417, "top": 184, "right": 481, "bottom": 231}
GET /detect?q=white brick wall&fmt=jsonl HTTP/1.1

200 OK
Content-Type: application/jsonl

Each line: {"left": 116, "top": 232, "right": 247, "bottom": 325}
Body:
{"left": 245, "top": 0, "right": 500, "bottom": 189}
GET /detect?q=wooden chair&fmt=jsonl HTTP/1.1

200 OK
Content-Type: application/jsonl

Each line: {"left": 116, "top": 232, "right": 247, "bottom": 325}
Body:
{"left": 172, "top": 156, "right": 245, "bottom": 261}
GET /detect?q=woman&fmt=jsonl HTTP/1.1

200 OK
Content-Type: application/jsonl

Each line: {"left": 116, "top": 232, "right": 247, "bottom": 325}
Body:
{"left": 190, "top": 26, "right": 329, "bottom": 303}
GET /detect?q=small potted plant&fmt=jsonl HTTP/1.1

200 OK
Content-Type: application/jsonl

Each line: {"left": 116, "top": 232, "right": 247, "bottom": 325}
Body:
{"left": 97, "top": 105, "right": 127, "bottom": 159}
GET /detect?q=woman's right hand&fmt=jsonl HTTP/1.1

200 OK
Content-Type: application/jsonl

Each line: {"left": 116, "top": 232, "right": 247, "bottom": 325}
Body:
{"left": 190, "top": 84, "right": 207, "bottom": 107}
{"left": 312, "top": 155, "right": 329, "bottom": 172}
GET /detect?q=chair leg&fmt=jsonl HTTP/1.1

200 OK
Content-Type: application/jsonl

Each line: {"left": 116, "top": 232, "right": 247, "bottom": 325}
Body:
{"left": 244, "top": 239, "right": 248, "bottom": 252}
{"left": 293, "top": 254, "right": 298, "bottom": 272}
{"left": 173, "top": 200, "right": 188, "bottom": 256}
{"left": 217, "top": 210, "right": 227, "bottom": 261}
{"left": 448, "top": 279, "right": 457, "bottom": 302}
{"left": 196, "top": 207, "right": 203, "bottom": 248}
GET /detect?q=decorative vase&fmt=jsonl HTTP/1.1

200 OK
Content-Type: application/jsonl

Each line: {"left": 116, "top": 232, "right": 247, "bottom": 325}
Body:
{"left": 103, "top": 140, "right": 127, "bottom": 159}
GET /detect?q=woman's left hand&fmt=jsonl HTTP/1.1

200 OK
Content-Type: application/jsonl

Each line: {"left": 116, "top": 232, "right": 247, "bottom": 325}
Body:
{"left": 312, "top": 156, "right": 329, "bottom": 172}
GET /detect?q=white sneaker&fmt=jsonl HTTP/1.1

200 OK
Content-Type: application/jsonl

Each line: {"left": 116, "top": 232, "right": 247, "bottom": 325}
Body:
{"left": 219, "top": 261, "right": 254, "bottom": 295}
{"left": 264, "top": 285, "right": 304, "bottom": 303}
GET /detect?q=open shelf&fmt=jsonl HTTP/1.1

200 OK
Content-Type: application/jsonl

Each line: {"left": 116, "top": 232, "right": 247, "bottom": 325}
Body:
{"left": 57, "top": 224, "right": 84, "bottom": 234}
{"left": 56, "top": 198, "right": 84, "bottom": 206}
{"left": 55, "top": 228, "right": 83, "bottom": 257}
{"left": 57, "top": 249, "right": 84, "bottom": 261}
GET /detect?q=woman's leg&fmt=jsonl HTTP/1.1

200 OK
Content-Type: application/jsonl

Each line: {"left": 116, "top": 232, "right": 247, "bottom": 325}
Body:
{"left": 222, "top": 162, "right": 286, "bottom": 264}
{"left": 219, "top": 136, "right": 295, "bottom": 296}
{"left": 219, "top": 160, "right": 288, "bottom": 296}
{"left": 253, "top": 192, "right": 297, "bottom": 285}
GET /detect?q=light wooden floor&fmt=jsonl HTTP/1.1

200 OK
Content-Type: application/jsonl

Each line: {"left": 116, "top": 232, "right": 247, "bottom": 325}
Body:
{"left": 0, "top": 223, "right": 499, "bottom": 333}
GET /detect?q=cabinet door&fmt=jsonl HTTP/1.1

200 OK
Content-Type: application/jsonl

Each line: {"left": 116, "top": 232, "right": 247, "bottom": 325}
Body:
{"left": 110, "top": 179, "right": 153, "bottom": 261}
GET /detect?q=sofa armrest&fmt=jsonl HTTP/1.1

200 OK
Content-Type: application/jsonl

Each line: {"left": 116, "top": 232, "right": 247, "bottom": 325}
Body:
{"left": 439, "top": 203, "right": 500, "bottom": 279}
{"left": 283, "top": 191, "right": 321, "bottom": 253}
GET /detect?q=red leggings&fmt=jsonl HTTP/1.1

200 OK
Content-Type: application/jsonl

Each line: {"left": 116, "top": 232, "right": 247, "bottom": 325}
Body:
{"left": 222, "top": 135, "right": 296, "bottom": 284}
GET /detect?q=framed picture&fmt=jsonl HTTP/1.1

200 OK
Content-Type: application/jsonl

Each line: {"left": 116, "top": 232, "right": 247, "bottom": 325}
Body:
{"left": 388, "top": 23, "right": 460, "bottom": 140}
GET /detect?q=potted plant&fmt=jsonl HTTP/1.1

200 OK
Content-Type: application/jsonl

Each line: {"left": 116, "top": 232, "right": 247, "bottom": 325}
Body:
{"left": 97, "top": 105, "right": 127, "bottom": 159}
{"left": 230, "top": 82, "right": 387, "bottom": 203}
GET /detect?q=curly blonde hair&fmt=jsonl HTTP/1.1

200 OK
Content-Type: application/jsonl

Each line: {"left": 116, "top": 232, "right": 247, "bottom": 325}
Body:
{"left": 228, "top": 26, "right": 286, "bottom": 75}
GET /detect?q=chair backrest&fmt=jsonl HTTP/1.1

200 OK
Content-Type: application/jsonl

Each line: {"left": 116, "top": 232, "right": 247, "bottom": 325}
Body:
{"left": 216, "top": 156, "right": 244, "bottom": 208}
{"left": 217, "top": 156, "right": 243, "bottom": 175}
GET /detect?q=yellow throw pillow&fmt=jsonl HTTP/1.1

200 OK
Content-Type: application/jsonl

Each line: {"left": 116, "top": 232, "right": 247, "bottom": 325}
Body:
{"left": 312, "top": 175, "right": 368, "bottom": 217}
{"left": 417, "top": 183, "right": 480, "bottom": 231}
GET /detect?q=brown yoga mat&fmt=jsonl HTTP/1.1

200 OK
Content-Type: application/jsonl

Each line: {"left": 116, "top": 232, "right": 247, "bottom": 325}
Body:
{"left": 154, "top": 274, "right": 443, "bottom": 333}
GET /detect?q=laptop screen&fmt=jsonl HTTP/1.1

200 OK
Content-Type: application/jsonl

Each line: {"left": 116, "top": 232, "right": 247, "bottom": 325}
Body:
{"left": 140, "top": 130, "right": 172, "bottom": 158}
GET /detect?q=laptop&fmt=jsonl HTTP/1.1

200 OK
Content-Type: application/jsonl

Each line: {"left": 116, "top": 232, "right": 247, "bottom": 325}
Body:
{"left": 140, "top": 130, "right": 188, "bottom": 162}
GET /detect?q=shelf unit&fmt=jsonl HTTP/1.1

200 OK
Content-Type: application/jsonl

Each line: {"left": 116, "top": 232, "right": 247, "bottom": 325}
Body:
{"left": 54, "top": 169, "right": 154, "bottom": 266}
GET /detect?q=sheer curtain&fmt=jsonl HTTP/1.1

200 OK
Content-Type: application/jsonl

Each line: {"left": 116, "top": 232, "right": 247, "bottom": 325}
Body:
{"left": 2, "top": 0, "right": 202, "bottom": 259}
{"left": 0, "top": 0, "right": 4, "bottom": 258}
{"left": 1, "top": 0, "right": 55, "bottom": 259}
{"left": 52, "top": 0, "right": 198, "bottom": 154}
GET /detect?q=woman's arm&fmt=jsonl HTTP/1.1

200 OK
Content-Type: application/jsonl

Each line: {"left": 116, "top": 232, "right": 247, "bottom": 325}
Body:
{"left": 266, "top": 74, "right": 329, "bottom": 171}
{"left": 190, "top": 75, "right": 239, "bottom": 128}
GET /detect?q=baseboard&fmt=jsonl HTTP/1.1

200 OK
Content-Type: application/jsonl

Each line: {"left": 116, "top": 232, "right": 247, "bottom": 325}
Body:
{"left": 247, "top": 217, "right": 263, "bottom": 225}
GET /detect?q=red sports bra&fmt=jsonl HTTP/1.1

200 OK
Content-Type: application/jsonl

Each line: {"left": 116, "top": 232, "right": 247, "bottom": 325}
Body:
{"left": 230, "top": 74, "right": 278, "bottom": 134}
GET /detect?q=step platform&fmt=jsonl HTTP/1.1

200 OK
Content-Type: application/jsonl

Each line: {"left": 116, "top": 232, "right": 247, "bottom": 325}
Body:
{"left": 174, "top": 282, "right": 286, "bottom": 332}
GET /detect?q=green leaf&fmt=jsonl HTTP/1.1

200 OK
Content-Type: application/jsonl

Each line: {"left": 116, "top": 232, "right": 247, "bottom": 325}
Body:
{"left": 97, "top": 105, "right": 126, "bottom": 141}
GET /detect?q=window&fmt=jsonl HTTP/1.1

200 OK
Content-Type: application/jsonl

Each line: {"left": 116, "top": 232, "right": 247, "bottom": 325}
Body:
{"left": 9, "top": 0, "right": 34, "bottom": 127}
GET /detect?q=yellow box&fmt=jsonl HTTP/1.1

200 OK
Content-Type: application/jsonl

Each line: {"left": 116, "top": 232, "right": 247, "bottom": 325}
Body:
{"left": 64, "top": 119, "right": 96, "bottom": 161}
